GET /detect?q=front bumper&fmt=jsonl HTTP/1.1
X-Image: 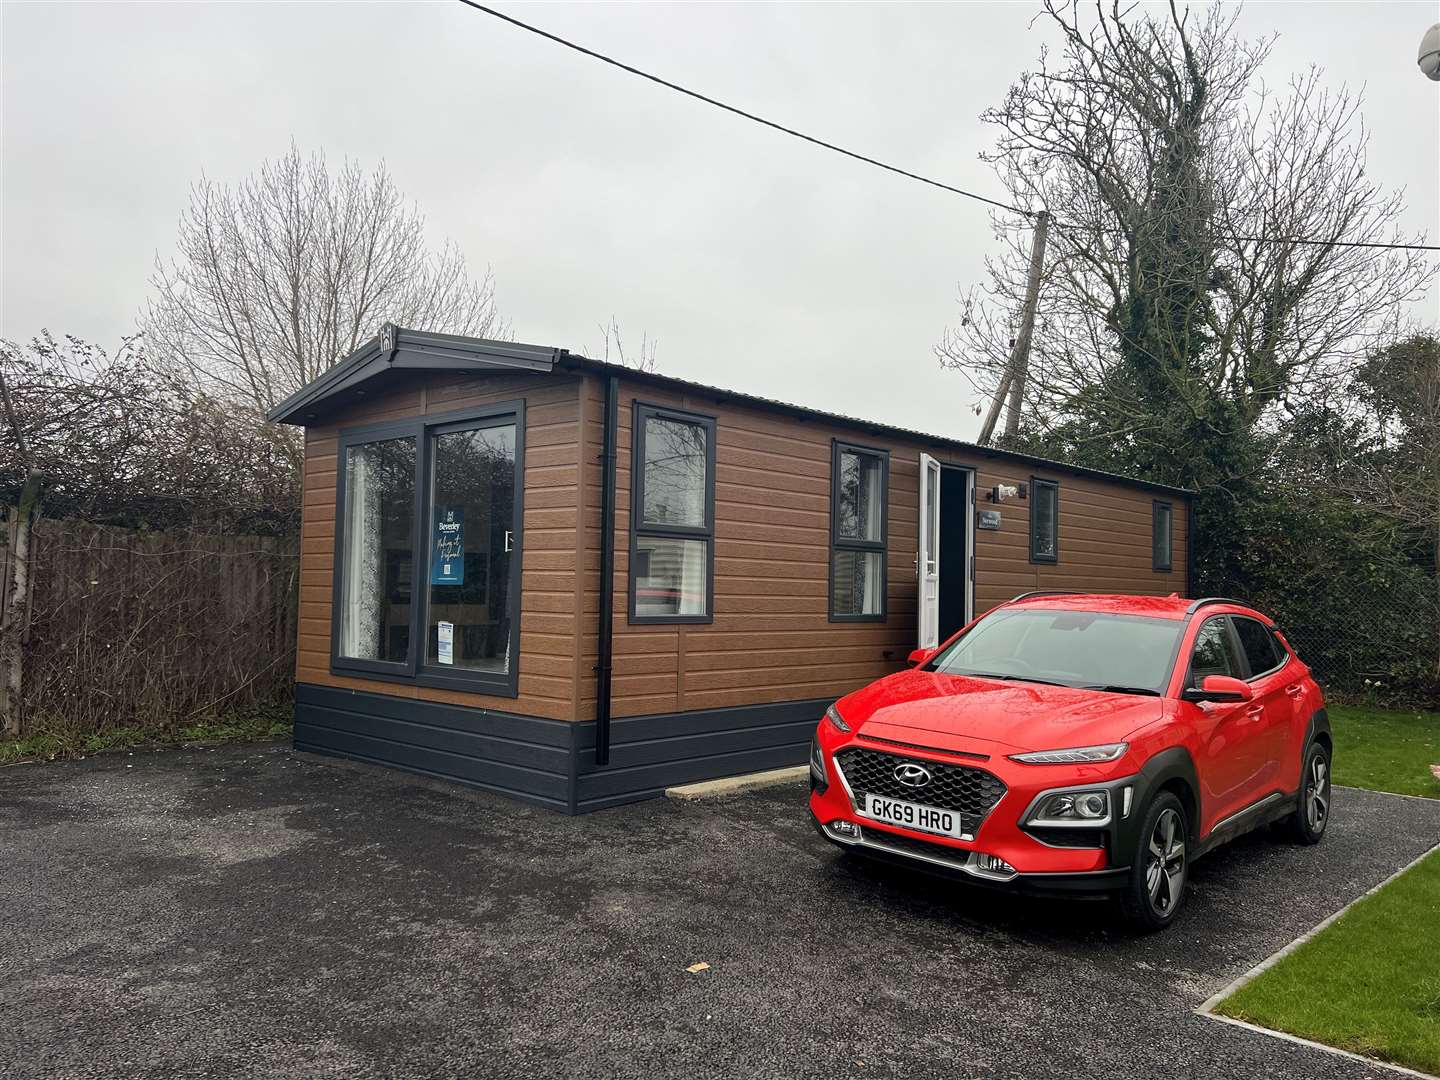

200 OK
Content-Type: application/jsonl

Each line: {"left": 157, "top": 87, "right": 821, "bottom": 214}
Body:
{"left": 809, "top": 725, "right": 1147, "bottom": 894}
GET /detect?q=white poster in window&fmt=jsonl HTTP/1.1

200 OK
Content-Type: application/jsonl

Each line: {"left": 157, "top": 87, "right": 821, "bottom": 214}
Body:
{"left": 437, "top": 621, "right": 454, "bottom": 665}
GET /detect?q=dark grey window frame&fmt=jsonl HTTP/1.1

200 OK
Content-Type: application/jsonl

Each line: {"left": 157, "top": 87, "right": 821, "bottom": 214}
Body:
{"left": 628, "top": 401, "right": 717, "bottom": 625}
{"left": 330, "top": 399, "right": 526, "bottom": 698}
{"left": 1029, "top": 476, "right": 1059, "bottom": 564}
{"left": 1153, "top": 499, "right": 1174, "bottom": 572}
{"left": 829, "top": 440, "right": 889, "bottom": 623}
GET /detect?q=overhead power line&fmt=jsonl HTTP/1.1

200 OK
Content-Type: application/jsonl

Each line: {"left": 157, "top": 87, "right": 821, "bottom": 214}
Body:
{"left": 455, "top": 0, "right": 1024, "bottom": 215}
{"left": 458, "top": 1, "right": 1440, "bottom": 255}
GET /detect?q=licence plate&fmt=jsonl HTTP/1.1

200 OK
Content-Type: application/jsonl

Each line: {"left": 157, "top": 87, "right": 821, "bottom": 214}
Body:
{"left": 863, "top": 793, "right": 966, "bottom": 839}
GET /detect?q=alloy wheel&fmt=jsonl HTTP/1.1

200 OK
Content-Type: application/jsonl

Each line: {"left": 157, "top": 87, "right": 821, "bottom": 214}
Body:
{"left": 1306, "top": 754, "right": 1330, "bottom": 832}
{"left": 1144, "top": 807, "right": 1186, "bottom": 915}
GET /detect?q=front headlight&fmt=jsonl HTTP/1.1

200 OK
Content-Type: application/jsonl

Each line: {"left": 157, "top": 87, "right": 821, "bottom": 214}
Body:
{"left": 1026, "top": 789, "right": 1111, "bottom": 826}
{"left": 824, "top": 703, "right": 851, "bottom": 733}
{"left": 1008, "top": 742, "right": 1128, "bottom": 765}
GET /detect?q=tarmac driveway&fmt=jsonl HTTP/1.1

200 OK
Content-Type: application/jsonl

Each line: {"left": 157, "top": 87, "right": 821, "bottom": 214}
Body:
{"left": 3, "top": 743, "right": 1437, "bottom": 1080}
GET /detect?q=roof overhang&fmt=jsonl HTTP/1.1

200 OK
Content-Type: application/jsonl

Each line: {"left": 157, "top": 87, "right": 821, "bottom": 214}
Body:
{"left": 265, "top": 324, "right": 563, "bottom": 426}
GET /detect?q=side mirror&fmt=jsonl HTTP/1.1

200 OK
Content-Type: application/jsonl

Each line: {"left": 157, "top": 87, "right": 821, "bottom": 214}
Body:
{"left": 1183, "top": 674, "right": 1253, "bottom": 703}
{"left": 907, "top": 647, "right": 935, "bottom": 668}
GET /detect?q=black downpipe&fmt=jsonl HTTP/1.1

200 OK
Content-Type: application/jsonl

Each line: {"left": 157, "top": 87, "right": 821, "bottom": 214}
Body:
{"left": 595, "top": 375, "right": 619, "bottom": 766}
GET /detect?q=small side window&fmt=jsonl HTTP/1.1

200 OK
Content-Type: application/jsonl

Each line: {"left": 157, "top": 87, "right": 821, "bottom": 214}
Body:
{"left": 1030, "top": 478, "right": 1059, "bottom": 563}
{"left": 1233, "top": 616, "right": 1284, "bottom": 678}
{"left": 1188, "top": 618, "right": 1238, "bottom": 687}
{"left": 1152, "top": 500, "right": 1173, "bottom": 572}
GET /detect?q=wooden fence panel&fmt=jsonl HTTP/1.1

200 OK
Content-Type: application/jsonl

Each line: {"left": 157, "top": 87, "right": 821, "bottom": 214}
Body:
{"left": 9, "top": 519, "right": 299, "bottom": 735}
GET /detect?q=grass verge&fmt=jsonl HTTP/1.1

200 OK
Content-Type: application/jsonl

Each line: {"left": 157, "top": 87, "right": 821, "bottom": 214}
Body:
{"left": 1329, "top": 704, "right": 1440, "bottom": 799}
{"left": 1213, "top": 846, "right": 1440, "bottom": 1076}
{"left": 0, "top": 705, "right": 292, "bottom": 766}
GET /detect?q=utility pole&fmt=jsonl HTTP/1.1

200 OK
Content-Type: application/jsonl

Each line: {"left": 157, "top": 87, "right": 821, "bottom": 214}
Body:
{"left": 978, "top": 210, "right": 1049, "bottom": 444}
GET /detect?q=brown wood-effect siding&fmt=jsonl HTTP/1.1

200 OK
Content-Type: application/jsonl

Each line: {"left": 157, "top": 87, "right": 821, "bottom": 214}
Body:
{"left": 965, "top": 460, "right": 1189, "bottom": 614}
{"left": 582, "top": 373, "right": 1190, "bottom": 721}
{"left": 296, "top": 370, "right": 583, "bottom": 722}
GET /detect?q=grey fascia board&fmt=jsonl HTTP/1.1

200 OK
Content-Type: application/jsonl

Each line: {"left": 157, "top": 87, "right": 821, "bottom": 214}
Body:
{"left": 265, "top": 327, "right": 562, "bottom": 425}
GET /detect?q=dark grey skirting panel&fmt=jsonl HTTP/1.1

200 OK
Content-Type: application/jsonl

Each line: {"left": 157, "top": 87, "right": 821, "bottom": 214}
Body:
{"left": 293, "top": 683, "right": 576, "bottom": 812}
{"left": 293, "top": 684, "right": 828, "bottom": 815}
{"left": 572, "top": 697, "right": 828, "bottom": 813}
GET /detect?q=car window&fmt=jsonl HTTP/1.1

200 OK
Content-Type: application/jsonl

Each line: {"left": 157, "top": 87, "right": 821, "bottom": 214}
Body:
{"left": 1233, "top": 616, "right": 1283, "bottom": 677}
{"left": 928, "top": 609, "right": 1184, "bottom": 693}
{"left": 1189, "top": 619, "right": 1238, "bottom": 686}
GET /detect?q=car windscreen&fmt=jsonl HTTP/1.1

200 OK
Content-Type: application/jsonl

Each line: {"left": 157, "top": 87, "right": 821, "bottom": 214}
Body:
{"left": 927, "top": 609, "right": 1184, "bottom": 693}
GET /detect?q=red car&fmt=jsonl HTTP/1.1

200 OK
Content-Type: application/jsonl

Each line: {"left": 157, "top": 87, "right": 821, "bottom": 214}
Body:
{"left": 809, "top": 593, "right": 1331, "bottom": 930}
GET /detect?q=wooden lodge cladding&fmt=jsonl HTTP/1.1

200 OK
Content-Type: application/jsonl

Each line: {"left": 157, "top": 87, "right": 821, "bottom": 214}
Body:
{"left": 299, "top": 370, "right": 583, "bottom": 721}
{"left": 278, "top": 327, "right": 1190, "bottom": 812}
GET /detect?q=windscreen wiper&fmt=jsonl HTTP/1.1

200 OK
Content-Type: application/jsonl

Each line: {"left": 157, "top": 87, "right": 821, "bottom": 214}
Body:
{"left": 1083, "top": 684, "right": 1161, "bottom": 696}
{"left": 961, "top": 672, "right": 1070, "bottom": 688}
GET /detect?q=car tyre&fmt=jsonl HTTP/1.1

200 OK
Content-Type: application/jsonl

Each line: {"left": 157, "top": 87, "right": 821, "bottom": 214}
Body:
{"left": 1289, "top": 741, "right": 1331, "bottom": 845}
{"left": 1119, "top": 791, "right": 1188, "bottom": 932}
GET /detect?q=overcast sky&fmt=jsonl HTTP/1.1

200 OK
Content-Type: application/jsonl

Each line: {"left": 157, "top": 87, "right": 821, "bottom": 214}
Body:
{"left": 3, "top": 1, "right": 1437, "bottom": 440}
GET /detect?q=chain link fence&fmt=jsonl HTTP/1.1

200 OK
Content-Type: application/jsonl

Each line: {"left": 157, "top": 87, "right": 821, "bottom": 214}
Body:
{"left": 1245, "top": 572, "right": 1440, "bottom": 704}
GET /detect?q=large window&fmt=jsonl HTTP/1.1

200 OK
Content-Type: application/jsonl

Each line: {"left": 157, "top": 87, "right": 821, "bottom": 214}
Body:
{"left": 630, "top": 404, "right": 715, "bottom": 622}
{"left": 1030, "top": 477, "right": 1059, "bottom": 563}
{"left": 1153, "top": 500, "right": 1174, "bottom": 572}
{"left": 332, "top": 402, "right": 523, "bottom": 696}
{"left": 830, "top": 441, "right": 888, "bottom": 621}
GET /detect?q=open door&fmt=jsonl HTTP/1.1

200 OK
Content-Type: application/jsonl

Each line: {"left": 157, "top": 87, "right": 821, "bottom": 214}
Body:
{"left": 918, "top": 453, "right": 941, "bottom": 649}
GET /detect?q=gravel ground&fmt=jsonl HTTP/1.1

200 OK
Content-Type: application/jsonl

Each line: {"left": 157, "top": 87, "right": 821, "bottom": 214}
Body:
{"left": 2, "top": 742, "right": 1437, "bottom": 1080}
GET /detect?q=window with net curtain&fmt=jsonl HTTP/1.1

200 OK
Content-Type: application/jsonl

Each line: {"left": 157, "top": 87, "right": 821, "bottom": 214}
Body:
{"left": 332, "top": 406, "right": 522, "bottom": 695}
{"left": 632, "top": 406, "right": 714, "bottom": 621}
{"left": 338, "top": 436, "right": 416, "bottom": 664}
{"left": 831, "top": 443, "right": 887, "bottom": 619}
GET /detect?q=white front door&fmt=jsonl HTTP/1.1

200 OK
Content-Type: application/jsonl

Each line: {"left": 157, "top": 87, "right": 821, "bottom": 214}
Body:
{"left": 918, "top": 453, "right": 941, "bottom": 649}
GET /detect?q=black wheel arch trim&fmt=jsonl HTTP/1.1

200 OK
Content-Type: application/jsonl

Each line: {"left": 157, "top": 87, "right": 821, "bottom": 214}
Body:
{"left": 1119, "top": 746, "right": 1201, "bottom": 857}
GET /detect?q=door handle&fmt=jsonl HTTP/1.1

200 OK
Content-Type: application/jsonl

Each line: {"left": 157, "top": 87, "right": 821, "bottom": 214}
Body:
{"left": 1285, "top": 684, "right": 1305, "bottom": 698}
{"left": 1245, "top": 705, "right": 1265, "bottom": 719}
{"left": 504, "top": 530, "right": 514, "bottom": 553}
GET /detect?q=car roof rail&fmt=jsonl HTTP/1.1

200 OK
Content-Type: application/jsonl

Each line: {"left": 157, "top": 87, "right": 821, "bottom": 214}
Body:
{"left": 1009, "top": 590, "right": 1086, "bottom": 602}
{"left": 1184, "top": 597, "right": 1252, "bottom": 616}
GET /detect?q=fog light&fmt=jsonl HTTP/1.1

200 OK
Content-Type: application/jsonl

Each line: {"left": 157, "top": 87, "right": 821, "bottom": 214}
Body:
{"left": 1075, "top": 793, "right": 1107, "bottom": 819}
{"left": 827, "top": 819, "right": 861, "bottom": 841}
{"left": 971, "top": 853, "right": 1017, "bottom": 878}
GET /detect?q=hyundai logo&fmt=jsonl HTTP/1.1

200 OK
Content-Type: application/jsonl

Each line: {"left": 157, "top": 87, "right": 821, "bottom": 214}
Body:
{"left": 893, "top": 763, "right": 933, "bottom": 788}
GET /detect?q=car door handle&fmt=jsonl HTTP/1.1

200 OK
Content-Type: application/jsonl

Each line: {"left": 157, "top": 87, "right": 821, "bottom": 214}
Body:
{"left": 1285, "top": 684, "right": 1305, "bottom": 697}
{"left": 1245, "top": 705, "right": 1265, "bottom": 719}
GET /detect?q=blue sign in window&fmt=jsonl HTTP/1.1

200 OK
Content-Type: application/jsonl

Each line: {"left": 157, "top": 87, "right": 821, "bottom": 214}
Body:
{"left": 431, "top": 507, "right": 465, "bottom": 585}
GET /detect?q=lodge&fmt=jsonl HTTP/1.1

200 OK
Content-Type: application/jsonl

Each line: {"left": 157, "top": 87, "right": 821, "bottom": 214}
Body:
{"left": 267, "top": 325, "right": 1193, "bottom": 813}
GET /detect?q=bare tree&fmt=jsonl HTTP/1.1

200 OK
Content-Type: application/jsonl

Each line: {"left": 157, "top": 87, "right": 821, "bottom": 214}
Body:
{"left": 939, "top": 1, "right": 1432, "bottom": 481}
{"left": 0, "top": 332, "right": 299, "bottom": 534}
{"left": 144, "top": 144, "right": 508, "bottom": 429}
{"left": 589, "top": 317, "right": 658, "bottom": 372}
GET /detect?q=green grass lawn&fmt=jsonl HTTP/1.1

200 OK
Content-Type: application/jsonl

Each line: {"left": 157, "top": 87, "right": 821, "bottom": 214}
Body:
{"left": 1330, "top": 704, "right": 1440, "bottom": 799}
{"left": 1214, "top": 847, "right": 1440, "bottom": 1075}
{"left": 1211, "top": 702, "right": 1439, "bottom": 1074}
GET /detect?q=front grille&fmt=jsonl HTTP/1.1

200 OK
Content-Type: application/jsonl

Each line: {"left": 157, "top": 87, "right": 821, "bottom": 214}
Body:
{"left": 860, "top": 826, "right": 970, "bottom": 869}
{"left": 836, "top": 748, "right": 1007, "bottom": 829}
